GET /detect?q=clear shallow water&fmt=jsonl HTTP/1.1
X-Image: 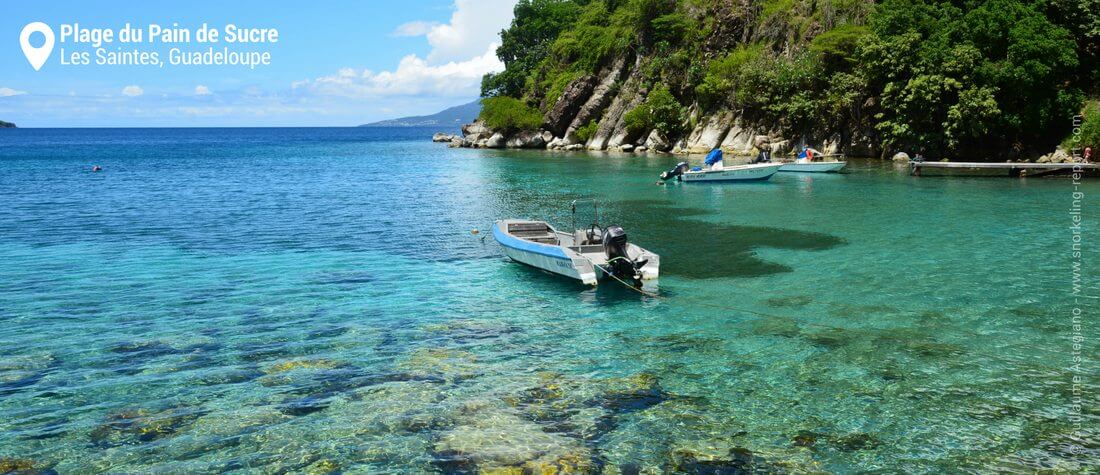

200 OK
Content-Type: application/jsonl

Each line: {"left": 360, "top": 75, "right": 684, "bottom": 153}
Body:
{"left": 0, "top": 127, "right": 1096, "bottom": 473}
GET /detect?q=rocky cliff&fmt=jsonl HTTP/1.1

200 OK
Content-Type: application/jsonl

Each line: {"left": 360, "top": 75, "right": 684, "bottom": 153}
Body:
{"left": 438, "top": 0, "right": 1097, "bottom": 160}
{"left": 445, "top": 58, "right": 850, "bottom": 157}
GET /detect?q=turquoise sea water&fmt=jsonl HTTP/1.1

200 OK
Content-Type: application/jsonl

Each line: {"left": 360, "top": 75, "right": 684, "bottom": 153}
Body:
{"left": 0, "top": 127, "right": 1096, "bottom": 473}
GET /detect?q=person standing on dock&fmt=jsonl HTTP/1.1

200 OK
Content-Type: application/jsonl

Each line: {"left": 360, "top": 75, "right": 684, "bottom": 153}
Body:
{"left": 1086, "top": 146, "right": 1092, "bottom": 163}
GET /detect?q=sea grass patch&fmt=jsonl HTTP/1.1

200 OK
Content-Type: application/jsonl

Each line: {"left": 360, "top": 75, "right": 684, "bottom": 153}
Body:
{"left": 605, "top": 200, "right": 845, "bottom": 279}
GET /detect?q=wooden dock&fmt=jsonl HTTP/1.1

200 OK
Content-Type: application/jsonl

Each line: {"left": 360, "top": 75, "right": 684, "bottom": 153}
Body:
{"left": 909, "top": 161, "right": 1099, "bottom": 177}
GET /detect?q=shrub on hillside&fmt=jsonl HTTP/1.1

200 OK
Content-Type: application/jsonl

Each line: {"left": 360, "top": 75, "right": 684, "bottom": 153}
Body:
{"left": 1063, "top": 101, "right": 1100, "bottom": 151}
{"left": 479, "top": 97, "right": 543, "bottom": 133}
{"left": 624, "top": 86, "right": 685, "bottom": 137}
{"left": 574, "top": 120, "right": 599, "bottom": 143}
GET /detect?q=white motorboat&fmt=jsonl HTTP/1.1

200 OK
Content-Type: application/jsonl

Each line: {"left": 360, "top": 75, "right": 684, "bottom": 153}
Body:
{"left": 660, "top": 148, "right": 782, "bottom": 182}
{"left": 493, "top": 200, "right": 659, "bottom": 286}
{"left": 678, "top": 162, "right": 783, "bottom": 182}
{"left": 778, "top": 160, "right": 846, "bottom": 173}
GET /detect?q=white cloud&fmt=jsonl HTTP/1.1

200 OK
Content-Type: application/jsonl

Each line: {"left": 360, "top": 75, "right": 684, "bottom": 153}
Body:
{"left": 294, "top": 0, "right": 515, "bottom": 100}
{"left": 295, "top": 43, "right": 502, "bottom": 98}
{"left": 393, "top": 21, "right": 439, "bottom": 37}
{"left": 0, "top": 87, "right": 28, "bottom": 97}
{"left": 121, "top": 85, "right": 143, "bottom": 97}
{"left": 419, "top": 0, "right": 516, "bottom": 63}
{"left": 195, "top": 85, "right": 212, "bottom": 96}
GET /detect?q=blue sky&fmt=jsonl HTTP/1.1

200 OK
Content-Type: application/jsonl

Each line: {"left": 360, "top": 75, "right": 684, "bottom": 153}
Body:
{"left": 0, "top": 0, "right": 516, "bottom": 127}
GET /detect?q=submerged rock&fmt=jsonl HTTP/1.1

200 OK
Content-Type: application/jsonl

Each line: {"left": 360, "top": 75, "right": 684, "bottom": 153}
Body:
{"left": 90, "top": 406, "right": 206, "bottom": 447}
{"left": 593, "top": 373, "right": 667, "bottom": 414}
{"left": 750, "top": 318, "right": 801, "bottom": 338}
{"left": 0, "top": 354, "right": 57, "bottom": 396}
{"left": 0, "top": 457, "right": 54, "bottom": 475}
{"left": 303, "top": 459, "right": 341, "bottom": 475}
{"left": 188, "top": 406, "right": 289, "bottom": 439}
{"left": 263, "top": 359, "right": 343, "bottom": 374}
{"left": 802, "top": 328, "right": 851, "bottom": 349}
{"left": 420, "top": 319, "right": 520, "bottom": 344}
{"left": 792, "top": 430, "right": 819, "bottom": 447}
{"left": 396, "top": 348, "right": 479, "bottom": 383}
{"left": 763, "top": 295, "right": 813, "bottom": 308}
{"left": 670, "top": 445, "right": 763, "bottom": 474}
{"left": 334, "top": 380, "right": 452, "bottom": 434}
{"left": 434, "top": 405, "right": 594, "bottom": 473}
{"left": 831, "top": 432, "right": 881, "bottom": 451}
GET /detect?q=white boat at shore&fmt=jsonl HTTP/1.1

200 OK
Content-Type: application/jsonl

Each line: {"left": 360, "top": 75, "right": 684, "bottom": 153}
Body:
{"left": 681, "top": 162, "right": 783, "bottom": 182}
{"left": 492, "top": 201, "right": 659, "bottom": 286}
{"left": 660, "top": 149, "right": 783, "bottom": 183}
{"left": 779, "top": 160, "right": 846, "bottom": 173}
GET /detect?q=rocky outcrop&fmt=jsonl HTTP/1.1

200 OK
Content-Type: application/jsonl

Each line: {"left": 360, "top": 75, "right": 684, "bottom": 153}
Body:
{"left": 565, "top": 57, "right": 626, "bottom": 145}
{"left": 597, "top": 71, "right": 647, "bottom": 150}
{"left": 685, "top": 111, "right": 734, "bottom": 153}
{"left": 461, "top": 121, "right": 491, "bottom": 142}
{"left": 485, "top": 133, "right": 506, "bottom": 149}
{"left": 543, "top": 75, "right": 597, "bottom": 136}
{"left": 892, "top": 152, "right": 911, "bottom": 162}
{"left": 505, "top": 130, "right": 549, "bottom": 149}
{"left": 645, "top": 130, "right": 671, "bottom": 152}
{"left": 1037, "top": 147, "right": 1073, "bottom": 163}
{"left": 440, "top": 57, "right": 887, "bottom": 157}
{"left": 0, "top": 120, "right": 15, "bottom": 128}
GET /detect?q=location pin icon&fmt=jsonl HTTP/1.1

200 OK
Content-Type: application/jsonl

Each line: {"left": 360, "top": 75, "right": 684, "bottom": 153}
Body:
{"left": 20, "top": 22, "right": 55, "bottom": 71}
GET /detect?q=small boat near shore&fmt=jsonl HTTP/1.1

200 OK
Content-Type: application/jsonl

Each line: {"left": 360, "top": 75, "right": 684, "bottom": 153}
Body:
{"left": 778, "top": 160, "right": 846, "bottom": 173}
{"left": 778, "top": 147, "right": 846, "bottom": 173}
{"left": 659, "top": 149, "right": 782, "bottom": 182}
{"left": 493, "top": 200, "right": 659, "bottom": 286}
{"left": 683, "top": 162, "right": 783, "bottom": 181}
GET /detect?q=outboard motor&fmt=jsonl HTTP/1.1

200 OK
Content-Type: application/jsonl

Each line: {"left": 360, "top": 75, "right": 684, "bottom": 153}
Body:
{"left": 659, "top": 162, "right": 689, "bottom": 181}
{"left": 602, "top": 225, "right": 647, "bottom": 286}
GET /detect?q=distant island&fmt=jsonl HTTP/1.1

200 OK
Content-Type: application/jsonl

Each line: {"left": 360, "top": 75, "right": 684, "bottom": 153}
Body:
{"left": 360, "top": 100, "right": 480, "bottom": 130}
{"left": 0, "top": 120, "right": 15, "bottom": 128}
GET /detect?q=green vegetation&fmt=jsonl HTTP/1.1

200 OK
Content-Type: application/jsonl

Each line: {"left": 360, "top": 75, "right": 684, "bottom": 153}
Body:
{"left": 574, "top": 119, "right": 599, "bottom": 143}
{"left": 478, "top": 97, "right": 543, "bottom": 133}
{"left": 481, "top": 0, "right": 584, "bottom": 98}
{"left": 1063, "top": 101, "right": 1100, "bottom": 151}
{"left": 483, "top": 0, "right": 1097, "bottom": 157}
{"left": 624, "top": 86, "right": 686, "bottom": 137}
{"left": 0, "top": 120, "right": 15, "bottom": 128}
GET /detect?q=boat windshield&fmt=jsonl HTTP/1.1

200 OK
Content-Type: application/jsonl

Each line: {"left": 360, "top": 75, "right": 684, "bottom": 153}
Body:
{"left": 570, "top": 199, "right": 600, "bottom": 232}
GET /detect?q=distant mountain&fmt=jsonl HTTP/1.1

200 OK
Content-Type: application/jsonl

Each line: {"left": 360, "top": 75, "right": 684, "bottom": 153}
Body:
{"left": 0, "top": 120, "right": 15, "bottom": 128}
{"left": 360, "top": 100, "right": 480, "bottom": 129}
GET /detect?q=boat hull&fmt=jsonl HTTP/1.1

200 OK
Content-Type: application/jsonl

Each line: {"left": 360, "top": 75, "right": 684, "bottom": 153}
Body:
{"left": 492, "top": 220, "right": 659, "bottom": 286}
{"left": 778, "top": 161, "right": 846, "bottom": 173}
{"left": 682, "top": 163, "right": 782, "bottom": 182}
{"left": 493, "top": 222, "right": 598, "bottom": 284}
